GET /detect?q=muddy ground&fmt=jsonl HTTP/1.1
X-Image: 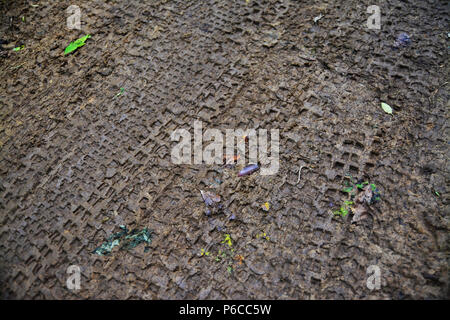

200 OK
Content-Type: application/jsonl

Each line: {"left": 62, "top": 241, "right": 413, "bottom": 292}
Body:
{"left": 0, "top": 0, "right": 448, "bottom": 299}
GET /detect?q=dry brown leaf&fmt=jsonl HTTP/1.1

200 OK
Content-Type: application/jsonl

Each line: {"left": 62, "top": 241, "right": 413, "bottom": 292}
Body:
{"left": 351, "top": 203, "right": 369, "bottom": 223}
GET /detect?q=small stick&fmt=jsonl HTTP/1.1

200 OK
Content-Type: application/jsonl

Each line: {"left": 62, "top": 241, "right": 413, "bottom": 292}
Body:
{"left": 297, "top": 166, "right": 306, "bottom": 183}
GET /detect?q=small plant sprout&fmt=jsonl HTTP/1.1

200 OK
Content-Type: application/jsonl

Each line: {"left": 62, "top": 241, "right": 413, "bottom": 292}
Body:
{"left": 200, "top": 248, "right": 210, "bottom": 256}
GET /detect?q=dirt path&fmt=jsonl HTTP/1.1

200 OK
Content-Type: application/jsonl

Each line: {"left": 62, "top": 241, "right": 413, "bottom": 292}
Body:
{"left": 0, "top": 0, "right": 448, "bottom": 299}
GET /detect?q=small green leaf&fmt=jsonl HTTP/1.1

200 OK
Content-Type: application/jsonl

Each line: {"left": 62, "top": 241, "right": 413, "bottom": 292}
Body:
{"left": 343, "top": 187, "right": 353, "bottom": 193}
{"left": 356, "top": 181, "right": 369, "bottom": 189}
{"left": 381, "top": 102, "right": 393, "bottom": 114}
{"left": 13, "top": 45, "right": 24, "bottom": 51}
{"left": 64, "top": 34, "right": 91, "bottom": 55}
{"left": 115, "top": 87, "right": 125, "bottom": 98}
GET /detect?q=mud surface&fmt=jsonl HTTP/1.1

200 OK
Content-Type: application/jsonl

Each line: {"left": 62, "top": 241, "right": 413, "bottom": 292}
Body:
{"left": 0, "top": 0, "right": 448, "bottom": 299}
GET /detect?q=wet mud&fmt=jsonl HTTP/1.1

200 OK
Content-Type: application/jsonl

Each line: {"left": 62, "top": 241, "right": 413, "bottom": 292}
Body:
{"left": 0, "top": 0, "right": 448, "bottom": 299}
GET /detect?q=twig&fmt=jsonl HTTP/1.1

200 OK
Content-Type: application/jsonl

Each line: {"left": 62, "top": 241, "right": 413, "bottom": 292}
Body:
{"left": 297, "top": 166, "right": 307, "bottom": 183}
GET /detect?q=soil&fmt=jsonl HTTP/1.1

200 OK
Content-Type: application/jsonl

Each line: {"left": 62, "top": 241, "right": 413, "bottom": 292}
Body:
{"left": 0, "top": 0, "right": 448, "bottom": 299}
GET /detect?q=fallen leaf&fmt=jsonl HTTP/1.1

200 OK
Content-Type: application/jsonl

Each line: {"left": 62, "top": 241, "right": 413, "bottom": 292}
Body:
{"left": 354, "top": 184, "right": 374, "bottom": 205}
{"left": 200, "top": 190, "right": 221, "bottom": 206}
{"left": 13, "top": 45, "right": 24, "bottom": 51}
{"left": 235, "top": 255, "right": 244, "bottom": 265}
{"left": 381, "top": 102, "right": 393, "bottom": 114}
{"left": 351, "top": 203, "right": 368, "bottom": 223}
{"left": 64, "top": 34, "right": 91, "bottom": 55}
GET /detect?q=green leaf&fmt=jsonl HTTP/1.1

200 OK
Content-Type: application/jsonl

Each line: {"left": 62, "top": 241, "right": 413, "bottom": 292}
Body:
{"left": 115, "top": 87, "right": 125, "bottom": 98}
{"left": 356, "top": 181, "right": 369, "bottom": 189}
{"left": 381, "top": 102, "right": 393, "bottom": 114}
{"left": 13, "top": 45, "right": 24, "bottom": 51}
{"left": 64, "top": 34, "right": 91, "bottom": 55}
{"left": 343, "top": 187, "right": 353, "bottom": 193}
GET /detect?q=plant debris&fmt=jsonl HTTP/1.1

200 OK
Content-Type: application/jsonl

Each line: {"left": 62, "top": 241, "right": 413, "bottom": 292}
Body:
{"left": 204, "top": 233, "right": 243, "bottom": 275}
{"left": 256, "top": 231, "right": 270, "bottom": 241}
{"left": 235, "top": 254, "right": 244, "bottom": 265}
{"left": 334, "top": 177, "right": 381, "bottom": 223}
{"left": 222, "top": 234, "right": 232, "bottom": 247}
{"left": 93, "top": 225, "right": 152, "bottom": 256}
{"left": 313, "top": 14, "right": 324, "bottom": 24}
{"left": 200, "top": 190, "right": 220, "bottom": 206}
{"left": 200, "top": 189, "right": 223, "bottom": 216}
{"left": 381, "top": 102, "right": 393, "bottom": 114}
{"left": 351, "top": 184, "right": 380, "bottom": 223}
{"left": 64, "top": 34, "right": 91, "bottom": 55}
{"left": 115, "top": 87, "right": 125, "bottom": 98}
{"left": 297, "top": 165, "right": 307, "bottom": 183}
{"left": 13, "top": 45, "right": 24, "bottom": 51}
